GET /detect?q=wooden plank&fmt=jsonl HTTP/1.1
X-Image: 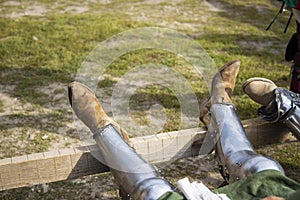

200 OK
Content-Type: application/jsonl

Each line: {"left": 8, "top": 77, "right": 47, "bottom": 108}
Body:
{"left": 0, "top": 119, "right": 296, "bottom": 191}
{"left": 243, "top": 118, "right": 296, "bottom": 146}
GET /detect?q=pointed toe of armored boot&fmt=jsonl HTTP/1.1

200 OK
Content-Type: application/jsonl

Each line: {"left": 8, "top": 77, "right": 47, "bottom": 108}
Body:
{"left": 218, "top": 60, "right": 241, "bottom": 97}
{"left": 68, "top": 81, "right": 112, "bottom": 132}
{"left": 211, "top": 60, "right": 240, "bottom": 104}
{"left": 68, "top": 81, "right": 133, "bottom": 147}
{"left": 242, "top": 77, "right": 277, "bottom": 106}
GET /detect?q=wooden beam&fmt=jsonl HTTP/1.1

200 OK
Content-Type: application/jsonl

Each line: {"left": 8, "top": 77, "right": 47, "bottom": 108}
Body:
{"left": 243, "top": 118, "right": 295, "bottom": 145}
{"left": 0, "top": 118, "right": 296, "bottom": 191}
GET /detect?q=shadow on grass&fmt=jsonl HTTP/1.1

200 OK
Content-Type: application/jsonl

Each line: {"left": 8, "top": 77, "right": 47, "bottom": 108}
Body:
{"left": 209, "top": 0, "right": 295, "bottom": 35}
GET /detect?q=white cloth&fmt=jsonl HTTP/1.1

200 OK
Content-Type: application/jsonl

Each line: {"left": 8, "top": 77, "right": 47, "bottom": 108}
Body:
{"left": 177, "top": 177, "right": 230, "bottom": 200}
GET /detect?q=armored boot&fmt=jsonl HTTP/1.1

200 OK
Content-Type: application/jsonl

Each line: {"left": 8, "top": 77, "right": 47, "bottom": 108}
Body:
{"left": 209, "top": 104, "right": 285, "bottom": 183}
{"left": 199, "top": 60, "right": 240, "bottom": 127}
{"left": 68, "top": 82, "right": 175, "bottom": 200}
{"left": 243, "top": 78, "right": 300, "bottom": 141}
{"left": 242, "top": 77, "right": 277, "bottom": 106}
{"left": 208, "top": 71, "right": 284, "bottom": 184}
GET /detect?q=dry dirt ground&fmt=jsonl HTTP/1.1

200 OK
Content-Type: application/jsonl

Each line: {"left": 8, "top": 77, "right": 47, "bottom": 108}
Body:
{"left": 0, "top": 0, "right": 297, "bottom": 199}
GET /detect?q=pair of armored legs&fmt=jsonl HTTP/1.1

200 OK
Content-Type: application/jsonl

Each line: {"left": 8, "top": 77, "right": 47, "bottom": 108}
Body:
{"left": 68, "top": 60, "right": 300, "bottom": 200}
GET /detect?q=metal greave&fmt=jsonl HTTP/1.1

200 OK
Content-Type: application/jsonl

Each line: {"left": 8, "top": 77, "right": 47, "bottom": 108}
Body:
{"left": 282, "top": 106, "right": 300, "bottom": 141}
{"left": 258, "top": 88, "right": 300, "bottom": 141}
{"left": 209, "top": 104, "right": 284, "bottom": 183}
{"left": 93, "top": 124, "right": 174, "bottom": 200}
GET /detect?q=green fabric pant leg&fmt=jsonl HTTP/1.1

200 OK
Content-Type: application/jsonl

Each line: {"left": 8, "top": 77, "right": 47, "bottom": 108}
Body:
{"left": 158, "top": 169, "right": 300, "bottom": 200}
{"left": 158, "top": 191, "right": 186, "bottom": 200}
{"left": 287, "top": 189, "right": 300, "bottom": 200}
{"left": 215, "top": 170, "right": 300, "bottom": 200}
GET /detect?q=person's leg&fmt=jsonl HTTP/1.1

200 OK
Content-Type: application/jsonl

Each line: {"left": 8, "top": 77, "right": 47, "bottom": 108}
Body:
{"left": 68, "top": 82, "right": 177, "bottom": 200}
{"left": 200, "top": 62, "right": 284, "bottom": 184}
{"left": 243, "top": 78, "right": 300, "bottom": 141}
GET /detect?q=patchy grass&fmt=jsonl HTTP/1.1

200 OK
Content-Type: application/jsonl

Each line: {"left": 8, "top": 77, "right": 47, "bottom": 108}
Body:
{"left": 0, "top": 126, "right": 58, "bottom": 158}
{"left": 0, "top": 0, "right": 300, "bottom": 198}
{"left": 257, "top": 141, "right": 300, "bottom": 183}
{"left": 0, "top": 100, "right": 4, "bottom": 113}
{"left": 0, "top": 14, "right": 142, "bottom": 72}
{"left": 0, "top": 0, "right": 294, "bottom": 118}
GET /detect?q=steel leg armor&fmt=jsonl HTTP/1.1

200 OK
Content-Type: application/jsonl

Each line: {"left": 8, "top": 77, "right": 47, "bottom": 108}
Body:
{"left": 93, "top": 124, "right": 175, "bottom": 200}
{"left": 208, "top": 104, "right": 284, "bottom": 183}
{"left": 258, "top": 88, "right": 300, "bottom": 141}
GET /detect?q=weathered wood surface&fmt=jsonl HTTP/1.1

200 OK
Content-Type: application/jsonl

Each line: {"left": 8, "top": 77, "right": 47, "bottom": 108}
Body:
{"left": 0, "top": 118, "right": 297, "bottom": 191}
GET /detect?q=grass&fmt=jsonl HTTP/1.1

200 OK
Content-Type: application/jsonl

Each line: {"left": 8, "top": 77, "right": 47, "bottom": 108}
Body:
{"left": 257, "top": 141, "right": 300, "bottom": 183}
{"left": 0, "top": 100, "right": 4, "bottom": 112}
{"left": 0, "top": 0, "right": 299, "bottom": 198}
{"left": 0, "top": 0, "right": 293, "bottom": 111}
{"left": 0, "top": 14, "right": 140, "bottom": 73}
{"left": 0, "top": 126, "right": 58, "bottom": 158}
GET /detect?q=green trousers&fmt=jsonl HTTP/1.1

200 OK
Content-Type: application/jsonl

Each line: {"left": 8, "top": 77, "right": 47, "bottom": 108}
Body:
{"left": 158, "top": 170, "right": 300, "bottom": 200}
